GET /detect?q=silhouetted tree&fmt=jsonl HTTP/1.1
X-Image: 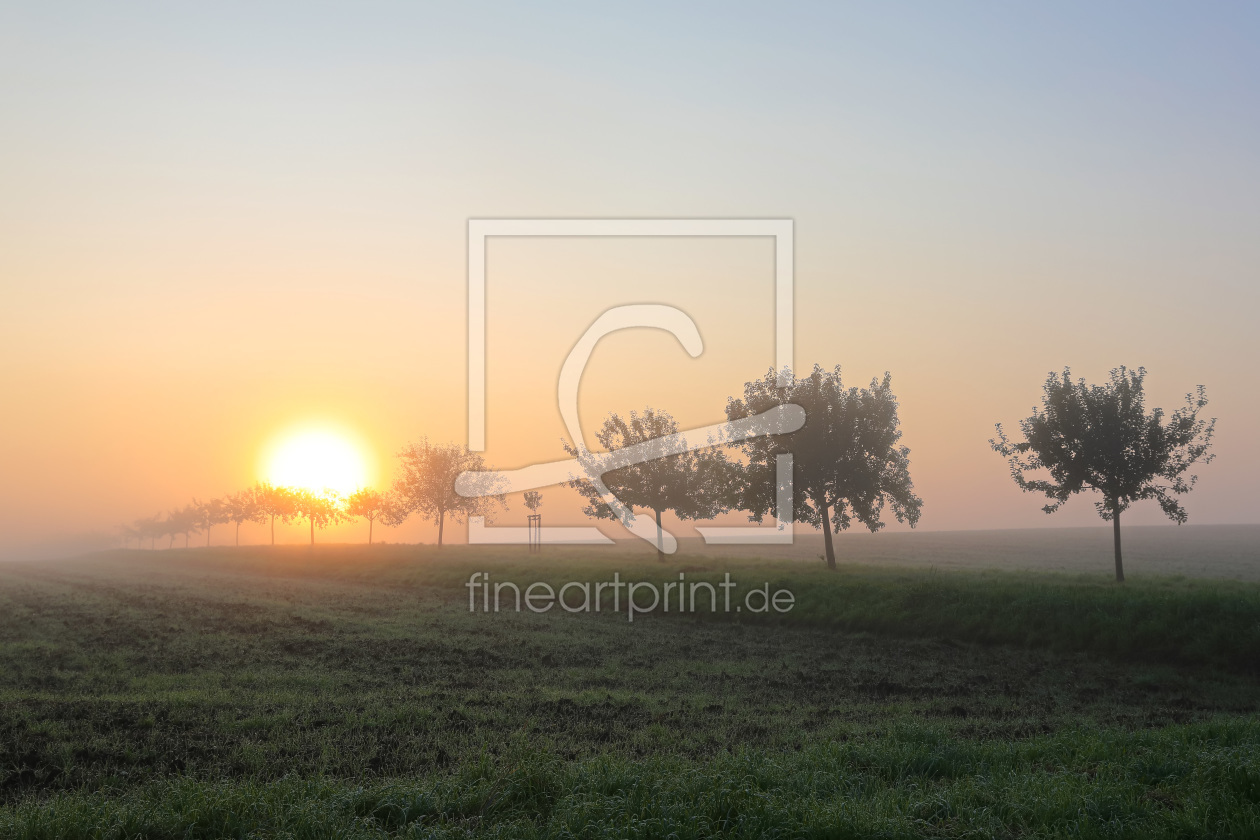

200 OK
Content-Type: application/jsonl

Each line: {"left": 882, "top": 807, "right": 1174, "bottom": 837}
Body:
{"left": 169, "top": 505, "right": 199, "bottom": 548}
{"left": 522, "top": 490, "right": 543, "bottom": 552}
{"left": 193, "top": 497, "right": 229, "bottom": 547}
{"left": 161, "top": 512, "right": 177, "bottom": 549}
{"left": 255, "top": 482, "right": 295, "bottom": 546}
{"left": 225, "top": 488, "right": 266, "bottom": 547}
{"left": 133, "top": 514, "right": 161, "bottom": 549}
{"left": 137, "top": 515, "right": 159, "bottom": 548}
{"left": 394, "top": 439, "right": 506, "bottom": 547}
{"left": 343, "top": 488, "right": 399, "bottom": 545}
{"left": 992, "top": 366, "right": 1215, "bottom": 582}
{"left": 379, "top": 496, "right": 412, "bottom": 533}
{"left": 727, "top": 366, "right": 923, "bottom": 570}
{"left": 290, "top": 489, "right": 346, "bottom": 546}
{"left": 119, "top": 522, "right": 143, "bottom": 550}
{"left": 562, "top": 408, "right": 737, "bottom": 561}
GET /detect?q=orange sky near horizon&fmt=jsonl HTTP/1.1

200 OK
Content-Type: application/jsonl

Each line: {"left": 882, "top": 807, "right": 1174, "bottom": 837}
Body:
{"left": 2, "top": 229, "right": 1255, "bottom": 555}
{"left": 1, "top": 4, "right": 1258, "bottom": 556}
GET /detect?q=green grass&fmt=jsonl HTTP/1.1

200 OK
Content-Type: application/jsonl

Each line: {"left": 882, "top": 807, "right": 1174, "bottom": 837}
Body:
{"left": 76, "top": 544, "right": 1260, "bottom": 669}
{"left": 6, "top": 722, "right": 1260, "bottom": 839}
{"left": 2, "top": 546, "right": 1259, "bottom": 837}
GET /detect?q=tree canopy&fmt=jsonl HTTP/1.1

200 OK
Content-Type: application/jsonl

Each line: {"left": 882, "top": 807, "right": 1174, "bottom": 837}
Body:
{"left": 254, "top": 482, "right": 295, "bottom": 546}
{"left": 727, "top": 365, "right": 922, "bottom": 569}
{"left": 289, "top": 489, "right": 347, "bottom": 546}
{"left": 344, "top": 488, "right": 404, "bottom": 545}
{"left": 192, "top": 497, "right": 228, "bottom": 547}
{"left": 562, "top": 408, "right": 738, "bottom": 560}
{"left": 394, "top": 439, "right": 506, "bottom": 547}
{"left": 992, "top": 366, "right": 1215, "bottom": 582}
{"left": 224, "top": 488, "right": 267, "bottom": 547}
{"left": 168, "top": 505, "right": 199, "bottom": 549}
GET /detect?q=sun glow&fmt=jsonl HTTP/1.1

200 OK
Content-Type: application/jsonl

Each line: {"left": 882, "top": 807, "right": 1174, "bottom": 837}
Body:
{"left": 263, "top": 428, "right": 372, "bottom": 496}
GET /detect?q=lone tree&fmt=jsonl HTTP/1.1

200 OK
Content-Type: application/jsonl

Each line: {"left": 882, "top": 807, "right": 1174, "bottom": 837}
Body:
{"left": 344, "top": 487, "right": 399, "bottom": 545}
{"left": 523, "top": 490, "right": 542, "bottom": 513}
{"left": 395, "top": 439, "right": 506, "bottom": 547}
{"left": 290, "top": 489, "right": 346, "bottom": 546}
{"left": 992, "top": 366, "right": 1215, "bottom": 582}
{"left": 522, "top": 491, "right": 544, "bottom": 552}
{"left": 727, "top": 366, "right": 923, "bottom": 570}
{"left": 562, "top": 408, "right": 738, "bottom": 561}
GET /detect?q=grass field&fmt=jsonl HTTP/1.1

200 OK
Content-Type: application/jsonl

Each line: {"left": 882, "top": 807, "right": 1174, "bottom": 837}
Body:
{"left": 661, "top": 524, "right": 1260, "bottom": 581}
{"left": 2, "top": 546, "right": 1260, "bottom": 837}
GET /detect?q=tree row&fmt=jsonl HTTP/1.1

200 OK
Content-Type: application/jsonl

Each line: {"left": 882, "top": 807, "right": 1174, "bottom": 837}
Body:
{"left": 122, "top": 364, "right": 1215, "bottom": 580}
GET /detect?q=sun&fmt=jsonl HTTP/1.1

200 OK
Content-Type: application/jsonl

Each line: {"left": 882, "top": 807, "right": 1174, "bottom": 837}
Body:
{"left": 263, "top": 428, "right": 372, "bottom": 496}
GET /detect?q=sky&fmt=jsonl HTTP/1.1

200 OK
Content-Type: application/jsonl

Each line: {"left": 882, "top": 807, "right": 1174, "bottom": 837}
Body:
{"left": 1, "top": 2, "right": 1258, "bottom": 555}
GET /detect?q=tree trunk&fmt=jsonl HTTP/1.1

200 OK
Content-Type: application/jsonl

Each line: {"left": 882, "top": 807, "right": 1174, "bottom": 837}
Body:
{"left": 437, "top": 510, "right": 445, "bottom": 547}
{"left": 818, "top": 495, "right": 836, "bottom": 570}
{"left": 270, "top": 515, "right": 275, "bottom": 546}
{"left": 655, "top": 509, "right": 665, "bottom": 562}
{"left": 235, "top": 522, "right": 240, "bottom": 547}
{"left": 368, "top": 517, "right": 373, "bottom": 546}
{"left": 310, "top": 517, "right": 314, "bottom": 547}
{"left": 1113, "top": 509, "right": 1124, "bottom": 583}
{"left": 206, "top": 527, "right": 211, "bottom": 548}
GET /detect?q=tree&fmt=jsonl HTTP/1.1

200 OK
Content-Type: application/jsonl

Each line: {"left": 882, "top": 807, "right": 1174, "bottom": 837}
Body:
{"left": 119, "top": 522, "right": 143, "bottom": 550}
{"left": 133, "top": 514, "right": 161, "bottom": 550}
{"left": 379, "top": 495, "right": 412, "bottom": 533}
{"left": 562, "top": 408, "right": 737, "bottom": 561}
{"left": 343, "top": 488, "right": 399, "bottom": 545}
{"left": 168, "top": 505, "right": 199, "bottom": 548}
{"left": 289, "top": 488, "right": 346, "bottom": 546}
{"left": 160, "top": 512, "right": 177, "bottom": 549}
{"left": 224, "top": 487, "right": 266, "bottom": 547}
{"left": 523, "top": 490, "right": 543, "bottom": 552}
{"left": 394, "top": 439, "right": 506, "bottom": 547}
{"left": 193, "top": 497, "right": 229, "bottom": 547}
{"left": 255, "top": 482, "right": 295, "bottom": 546}
{"left": 991, "top": 366, "right": 1215, "bottom": 583}
{"left": 727, "top": 366, "right": 923, "bottom": 570}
